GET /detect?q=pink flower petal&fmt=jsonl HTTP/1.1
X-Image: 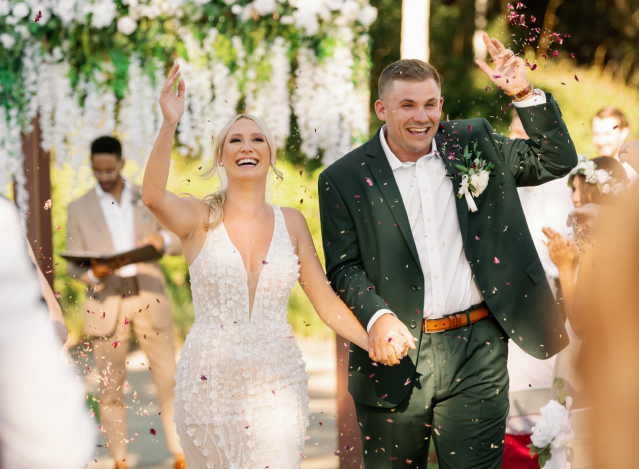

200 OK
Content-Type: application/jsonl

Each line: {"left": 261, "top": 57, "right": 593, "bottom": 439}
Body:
{"left": 494, "top": 257, "right": 500, "bottom": 264}
{"left": 365, "top": 178, "right": 373, "bottom": 187}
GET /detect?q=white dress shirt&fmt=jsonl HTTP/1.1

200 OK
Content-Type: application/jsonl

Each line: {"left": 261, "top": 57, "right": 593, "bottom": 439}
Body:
{"left": 89, "top": 180, "right": 171, "bottom": 282}
{"left": 367, "top": 91, "right": 547, "bottom": 332}
{"left": 95, "top": 179, "right": 138, "bottom": 277}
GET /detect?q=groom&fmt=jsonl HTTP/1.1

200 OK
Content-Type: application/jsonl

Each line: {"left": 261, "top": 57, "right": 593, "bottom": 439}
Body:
{"left": 319, "top": 34, "right": 577, "bottom": 468}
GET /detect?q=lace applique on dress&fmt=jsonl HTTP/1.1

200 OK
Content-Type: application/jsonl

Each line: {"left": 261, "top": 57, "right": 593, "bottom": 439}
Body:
{"left": 174, "top": 205, "right": 309, "bottom": 469}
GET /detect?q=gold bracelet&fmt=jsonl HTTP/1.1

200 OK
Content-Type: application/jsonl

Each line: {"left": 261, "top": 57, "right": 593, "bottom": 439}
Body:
{"left": 507, "top": 81, "right": 534, "bottom": 102}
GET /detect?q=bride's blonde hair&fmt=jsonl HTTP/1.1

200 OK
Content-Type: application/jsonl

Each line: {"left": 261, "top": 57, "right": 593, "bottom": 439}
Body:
{"left": 201, "top": 114, "right": 283, "bottom": 230}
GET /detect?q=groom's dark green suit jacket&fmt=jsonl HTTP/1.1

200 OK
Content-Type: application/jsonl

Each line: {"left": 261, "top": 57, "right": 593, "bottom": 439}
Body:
{"left": 319, "top": 93, "right": 577, "bottom": 408}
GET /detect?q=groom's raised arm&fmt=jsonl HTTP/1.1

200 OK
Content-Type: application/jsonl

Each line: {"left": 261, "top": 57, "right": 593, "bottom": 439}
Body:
{"left": 318, "top": 173, "right": 388, "bottom": 330}
{"left": 485, "top": 94, "right": 578, "bottom": 186}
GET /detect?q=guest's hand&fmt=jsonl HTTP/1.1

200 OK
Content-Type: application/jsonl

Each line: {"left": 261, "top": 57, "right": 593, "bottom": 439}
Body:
{"left": 368, "top": 314, "right": 416, "bottom": 366}
{"left": 475, "top": 33, "right": 528, "bottom": 95}
{"left": 542, "top": 227, "right": 577, "bottom": 272}
{"left": 618, "top": 141, "right": 639, "bottom": 173}
{"left": 159, "top": 61, "right": 185, "bottom": 126}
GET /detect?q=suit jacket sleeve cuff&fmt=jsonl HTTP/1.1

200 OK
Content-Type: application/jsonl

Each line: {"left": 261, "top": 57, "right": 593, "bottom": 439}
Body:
{"left": 86, "top": 269, "right": 100, "bottom": 286}
{"left": 512, "top": 89, "right": 546, "bottom": 108}
{"left": 367, "top": 309, "right": 396, "bottom": 333}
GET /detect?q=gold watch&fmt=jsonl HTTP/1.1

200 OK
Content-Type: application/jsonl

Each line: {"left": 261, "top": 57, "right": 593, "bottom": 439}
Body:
{"left": 507, "top": 81, "right": 534, "bottom": 102}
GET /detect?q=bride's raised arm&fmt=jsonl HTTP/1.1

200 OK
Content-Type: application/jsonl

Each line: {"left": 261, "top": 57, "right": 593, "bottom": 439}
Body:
{"left": 281, "top": 208, "right": 413, "bottom": 366}
{"left": 143, "top": 62, "right": 202, "bottom": 241}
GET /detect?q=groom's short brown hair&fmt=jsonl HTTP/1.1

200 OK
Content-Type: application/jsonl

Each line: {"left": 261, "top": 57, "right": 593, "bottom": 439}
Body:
{"left": 378, "top": 59, "right": 441, "bottom": 101}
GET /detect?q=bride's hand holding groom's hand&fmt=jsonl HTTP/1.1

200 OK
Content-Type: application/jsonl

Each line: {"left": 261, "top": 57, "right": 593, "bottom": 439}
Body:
{"left": 368, "top": 314, "right": 416, "bottom": 366}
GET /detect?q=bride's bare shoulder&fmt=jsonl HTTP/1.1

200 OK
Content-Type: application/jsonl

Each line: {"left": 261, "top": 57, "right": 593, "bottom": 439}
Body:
{"left": 280, "top": 207, "right": 310, "bottom": 237}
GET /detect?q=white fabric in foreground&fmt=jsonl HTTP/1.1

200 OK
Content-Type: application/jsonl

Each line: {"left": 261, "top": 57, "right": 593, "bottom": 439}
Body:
{"left": 0, "top": 197, "right": 96, "bottom": 469}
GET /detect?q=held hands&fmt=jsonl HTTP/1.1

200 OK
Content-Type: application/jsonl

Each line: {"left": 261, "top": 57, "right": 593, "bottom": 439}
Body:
{"left": 542, "top": 227, "right": 578, "bottom": 272}
{"left": 159, "top": 61, "right": 185, "bottom": 126}
{"left": 368, "top": 314, "right": 417, "bottom": 366}
{"left": 475, "top": 32, "right": 528, "bottom": 95}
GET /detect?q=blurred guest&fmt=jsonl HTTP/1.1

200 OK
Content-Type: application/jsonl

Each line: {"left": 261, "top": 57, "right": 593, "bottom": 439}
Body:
{"left": 0, "top": 196, "right": 96, "bottom": 469}
{"left": 591, "top": 107, "right": 636, "bottom": 180}
{"left": 66, "top": 136, "right": 186, "bottom": 469}
{"left": 576, "top": 181, "right": 639, "bottom": 469}
{"left": 542, "top": 156, "right": 628, "bottom": 468}
{"left": 503, "top": 109, "right": 573, "bottom": 468}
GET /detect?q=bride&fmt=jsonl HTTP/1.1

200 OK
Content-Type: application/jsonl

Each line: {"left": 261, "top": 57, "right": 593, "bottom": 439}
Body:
{"left": 142, "top": 63, "right": 415, "bottom": 468}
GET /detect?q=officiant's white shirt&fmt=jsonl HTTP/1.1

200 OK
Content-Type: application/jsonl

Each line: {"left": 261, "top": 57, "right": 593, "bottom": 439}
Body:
{"left": 88, "top": 179, "right": 171, "bottom": 282}
{"left": 367, "top": 92, "right": 547, "bottom": 332}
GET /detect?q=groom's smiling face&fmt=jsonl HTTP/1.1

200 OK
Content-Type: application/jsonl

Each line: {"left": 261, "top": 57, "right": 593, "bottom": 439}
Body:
{"left": 375, "top": 78, "right": 443, "bottom": 159}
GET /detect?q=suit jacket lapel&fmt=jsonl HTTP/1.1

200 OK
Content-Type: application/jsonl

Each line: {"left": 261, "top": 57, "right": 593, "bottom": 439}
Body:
{"left": 437, "top": 131, "right": 469, "bottom": 247}
{"left": 365, "top": 131, "right": 422, "bottom": 272}
{"left": 85, "top": 189, "right": 116, "bottom": 252}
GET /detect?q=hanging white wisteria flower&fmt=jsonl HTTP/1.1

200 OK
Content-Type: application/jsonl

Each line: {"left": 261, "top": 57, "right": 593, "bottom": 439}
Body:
{"left": 0, "top": 0, "right": 377, "bottom": 211}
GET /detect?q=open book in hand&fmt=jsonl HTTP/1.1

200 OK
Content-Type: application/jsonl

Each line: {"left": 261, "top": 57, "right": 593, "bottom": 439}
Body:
{"left": 59, "top": 244, "right": 163, "bottom": 266}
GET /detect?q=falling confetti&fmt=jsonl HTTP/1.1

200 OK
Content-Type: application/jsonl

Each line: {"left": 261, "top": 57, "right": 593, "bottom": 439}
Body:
{"left": 200, "top": 375, "right": 207, "bottom": 380}
{"left": 494, "top": 257, "right": 500, "bottom": 264}
{"left": 150, "top": 428, "right": 157, "bottom": 435}
{"left": 574, "top": 75, "right": 579, "bottom": 82}
{"left": 365, "top": 178, "right": 373, "bottom": 187}
{"left": 43, "top": 199, "right": 52, "bottom": 210}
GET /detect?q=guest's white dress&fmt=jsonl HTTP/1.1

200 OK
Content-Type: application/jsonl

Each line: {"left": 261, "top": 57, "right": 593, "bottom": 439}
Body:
{"left": 174, "top": 205, "right": 309, "bottom": 469}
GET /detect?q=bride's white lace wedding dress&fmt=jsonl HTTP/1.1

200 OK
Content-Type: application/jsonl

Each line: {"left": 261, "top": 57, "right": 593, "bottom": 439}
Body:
{"left": 174, "top": 205, "right": 309, "bottom": 469}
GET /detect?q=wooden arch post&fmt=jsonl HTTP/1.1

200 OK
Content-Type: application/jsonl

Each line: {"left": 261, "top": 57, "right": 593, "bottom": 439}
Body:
{"left": 17, "top": 115, "right": 54, "bottom": 289}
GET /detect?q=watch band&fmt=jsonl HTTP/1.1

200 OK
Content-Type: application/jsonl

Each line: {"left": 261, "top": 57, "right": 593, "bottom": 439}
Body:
{"left": 507, "top": 81, "right": 534, "bottom": 102}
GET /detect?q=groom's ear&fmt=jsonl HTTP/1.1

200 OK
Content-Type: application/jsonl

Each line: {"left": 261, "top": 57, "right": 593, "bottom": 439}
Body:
{"left": 375, "top": 99, "right": 388, "bottom": 122}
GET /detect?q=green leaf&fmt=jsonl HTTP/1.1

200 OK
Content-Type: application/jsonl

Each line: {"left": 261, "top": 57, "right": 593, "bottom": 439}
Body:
{"left": 558, "top": 389, "right": 568, "bottom": 405}
{"left": 455, "top": 164, "right": 468, "bottom": 172}
{"left": 537, "top": 447, "right": 552, "bottom": 467}
{"left": 554, "top": 378, "right": 565, "bottom": 390}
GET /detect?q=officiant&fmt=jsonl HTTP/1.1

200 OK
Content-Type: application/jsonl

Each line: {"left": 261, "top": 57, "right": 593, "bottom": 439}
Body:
{"left": 65, "top": 136, "right": 186, "bottom": 469}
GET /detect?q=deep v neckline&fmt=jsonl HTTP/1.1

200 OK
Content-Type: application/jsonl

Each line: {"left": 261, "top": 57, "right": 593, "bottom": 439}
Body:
{"left": 221, "top": 205, "right": 278, "bottom": 321}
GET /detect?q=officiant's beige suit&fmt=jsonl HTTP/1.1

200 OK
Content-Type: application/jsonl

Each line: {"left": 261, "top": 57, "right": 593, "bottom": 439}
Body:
{"left": 66, "top": 184, "right": 184, "bottom": 461}
{"left": 66, "top": 185, "right": 181, "bottom": 337}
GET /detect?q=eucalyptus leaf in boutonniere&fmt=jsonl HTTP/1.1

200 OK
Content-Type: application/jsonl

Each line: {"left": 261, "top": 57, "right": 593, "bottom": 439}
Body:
{"left": 455, "top": 142, "right": 494, "bottom": 212}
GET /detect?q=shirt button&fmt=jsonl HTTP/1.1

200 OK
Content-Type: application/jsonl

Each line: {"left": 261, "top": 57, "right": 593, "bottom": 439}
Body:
{"left": 410, "top": 320, "right": 417, "bottom": 329}
{"left": 437, "top": 303, "right": 441, "bottom": 307}
{"left": 427, "top": 218, "right": 431, "bottom": 222}
{"left": 411, "top": 285, "right": 419, "bottom": 291}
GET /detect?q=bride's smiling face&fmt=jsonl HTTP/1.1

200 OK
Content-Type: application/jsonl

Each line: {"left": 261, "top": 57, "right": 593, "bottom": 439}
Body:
{"left": 220, "top": 118, "right": 272, "bottom": 183}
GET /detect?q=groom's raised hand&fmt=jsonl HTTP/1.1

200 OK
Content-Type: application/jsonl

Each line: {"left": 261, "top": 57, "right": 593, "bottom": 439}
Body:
{"left": 475, "top": 32, "right": 528, "bottom": 95}
{"left": 368, "top": 314, "right": 416, "bottom": 366}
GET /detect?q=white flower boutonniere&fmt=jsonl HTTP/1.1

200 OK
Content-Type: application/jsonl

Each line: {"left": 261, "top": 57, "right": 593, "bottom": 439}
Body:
{"left": 455, "top": 142, "right": 494, "bottom": 212}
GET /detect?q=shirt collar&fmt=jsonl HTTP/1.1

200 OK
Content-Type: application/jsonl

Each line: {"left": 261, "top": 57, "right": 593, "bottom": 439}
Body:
{"left": 379, "top": 125, "right": 437, "bottom": 171}
{"left": 95, "top": 178, "right": 132, "bottom": 203}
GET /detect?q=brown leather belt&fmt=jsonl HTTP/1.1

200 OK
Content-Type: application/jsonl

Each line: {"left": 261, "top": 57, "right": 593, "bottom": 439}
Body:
{"left": 422, "top": 306, "right": 489, "bottom": 333}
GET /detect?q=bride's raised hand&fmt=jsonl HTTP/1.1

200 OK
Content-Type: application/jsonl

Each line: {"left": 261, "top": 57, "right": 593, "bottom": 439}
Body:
{"left": 159, "top": 61, "right": 185, "bottom": 126}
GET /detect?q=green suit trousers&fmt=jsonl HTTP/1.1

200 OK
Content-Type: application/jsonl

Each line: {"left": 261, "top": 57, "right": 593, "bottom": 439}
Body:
{"left": 355, "top": 313, "right": 510, "bottom": 469}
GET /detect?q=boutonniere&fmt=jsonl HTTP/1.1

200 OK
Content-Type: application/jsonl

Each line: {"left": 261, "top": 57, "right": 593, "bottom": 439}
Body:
{"left": 455, "top": 142, "right": 494, "bottom": 212}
